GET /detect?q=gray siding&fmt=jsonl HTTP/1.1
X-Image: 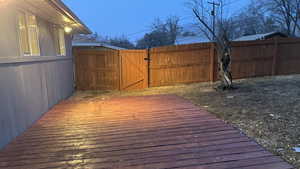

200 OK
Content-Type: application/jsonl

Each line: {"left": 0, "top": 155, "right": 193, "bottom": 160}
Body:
{"left": 0, "top": 7, "right": 74, "bottom": 148}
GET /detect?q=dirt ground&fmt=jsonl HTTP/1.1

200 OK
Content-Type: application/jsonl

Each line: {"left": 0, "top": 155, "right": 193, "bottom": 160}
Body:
{"left": 72, "top": 75, "right": 300, "bottom": 168}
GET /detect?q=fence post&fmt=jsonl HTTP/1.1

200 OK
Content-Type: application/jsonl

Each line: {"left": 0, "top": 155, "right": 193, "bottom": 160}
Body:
{"left": 118, "top": 50, "right": 122, "bottom": 91}
{"left": 146, "top": 48, "right": 151, "bottom": 88}
{"left": 210, "top": 43, "right": 216, "bottom": 82}
{"left": 73, "top": 48, "right": 77, "bottom": 89}
{"left": 272, "top": 38, "right": 279, "bottom": 76}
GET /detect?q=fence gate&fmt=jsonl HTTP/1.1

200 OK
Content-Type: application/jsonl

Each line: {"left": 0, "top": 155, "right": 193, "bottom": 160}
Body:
{"left": 119, "top": 50, "right": 149, "bottom": 90}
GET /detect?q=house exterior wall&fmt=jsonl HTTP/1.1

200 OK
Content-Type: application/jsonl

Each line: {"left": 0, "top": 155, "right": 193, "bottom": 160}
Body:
{"left": 0, "top": 7, "right": 20, "bottom": 57}
{"left": 0, "top": 7, "right": 74, "bottom": 148}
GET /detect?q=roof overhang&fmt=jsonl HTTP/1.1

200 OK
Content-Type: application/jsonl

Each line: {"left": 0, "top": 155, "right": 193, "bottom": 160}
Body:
{"left": 47, "top": 0, "right": 92, "bottom": 34}
{"left": 12, "top": 0, "right": 92, "bottom": 34}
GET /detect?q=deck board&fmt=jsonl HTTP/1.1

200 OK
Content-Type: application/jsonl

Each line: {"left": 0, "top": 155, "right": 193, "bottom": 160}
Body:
{"left": 0, "top": 95, "right": 293, "bottom": 169}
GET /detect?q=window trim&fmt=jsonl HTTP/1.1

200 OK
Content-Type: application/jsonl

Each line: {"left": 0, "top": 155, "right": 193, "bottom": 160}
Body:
{"left": 17, "top": 11, "right": 28, "bottom": 57}
{"left": 17, "top": 11, "right": 41, "bottom": 57}
{"left": 58, "top": 28, "right": 66, "bottom": 56}
{"left": 26, "top": 14, "right": 40, "bottom": 56}
{"left": 53, "top": 25, "right": 67, "bottom": 56}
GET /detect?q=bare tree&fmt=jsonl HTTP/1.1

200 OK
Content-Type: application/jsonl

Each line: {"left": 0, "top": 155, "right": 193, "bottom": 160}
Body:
{"left": 187, "top": 0, "right": 233, "bottom": 90}
{"left": 166, "top": 16, "right": 182, "bottom": 44}
{"left": 107, "top": 36, "right": 135, "bottom": 49}
{"left": 231, "top": 2, "right": 280, "bottom": 38}
{"left": 261, "top": 0, "right": 300, "bottom": 36}
{"left": 136, "top": 16, "right": 182, "bottom": 49}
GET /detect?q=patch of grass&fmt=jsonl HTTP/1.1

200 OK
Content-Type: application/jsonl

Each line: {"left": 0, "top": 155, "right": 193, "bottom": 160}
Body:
{"left": 71, "top": 75, "right": 300, "bottom": 168}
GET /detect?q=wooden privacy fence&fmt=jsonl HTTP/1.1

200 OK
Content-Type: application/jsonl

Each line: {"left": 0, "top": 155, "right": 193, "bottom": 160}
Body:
{"left": 229, "top": 38, "right": 300, "bottom": 79}
{"left": 74, "top": 38, "right": 300, "bottom": 91}
{"left": 75, "top": 49, "right": 120, "bottom": 90}
{"left": 119, "top": 50, "right": 148, "bottom": 90}
{"left": 74, "top": 49, "right": 148, "bottom": 90}
{"left": 150, "top": 43, "right": 214, "bottom": 86}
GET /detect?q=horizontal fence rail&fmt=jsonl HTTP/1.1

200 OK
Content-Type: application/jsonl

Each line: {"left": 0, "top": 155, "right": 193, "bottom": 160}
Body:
{"left": 74, "top": 38, "right": 300, "bottom": 91}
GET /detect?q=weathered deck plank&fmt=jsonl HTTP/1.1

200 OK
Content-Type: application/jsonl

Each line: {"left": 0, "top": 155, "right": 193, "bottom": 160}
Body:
{"left": 0, "top": 95, "right": 293, "bottom": 169}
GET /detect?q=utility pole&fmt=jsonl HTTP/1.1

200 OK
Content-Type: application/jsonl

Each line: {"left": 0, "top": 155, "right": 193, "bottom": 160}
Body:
{"left": 208, "top": 1, "right": 220, "bottom": 41}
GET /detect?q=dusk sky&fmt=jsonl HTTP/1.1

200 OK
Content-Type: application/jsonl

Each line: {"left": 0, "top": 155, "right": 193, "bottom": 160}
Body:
{"left": 63, "top": 0, "right": 249, "bottom": 42}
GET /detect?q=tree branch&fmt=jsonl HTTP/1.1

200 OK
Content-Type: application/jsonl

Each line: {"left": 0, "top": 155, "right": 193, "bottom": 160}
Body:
{"left": 192, "top": 8, "right": 225, "bottom": 50}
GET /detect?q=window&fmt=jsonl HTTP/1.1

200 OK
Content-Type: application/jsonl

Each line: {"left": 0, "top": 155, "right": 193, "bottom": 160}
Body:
{"left": 18, "top": 12, "right": 40, "bottom": 56}
{"left": 54, "top": 26, "right": 66, "bottom": 56}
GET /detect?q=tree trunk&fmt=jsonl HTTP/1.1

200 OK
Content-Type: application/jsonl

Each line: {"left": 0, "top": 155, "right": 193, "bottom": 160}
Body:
{"left": 216, "top": 44, "right": 233, "bottom": 90}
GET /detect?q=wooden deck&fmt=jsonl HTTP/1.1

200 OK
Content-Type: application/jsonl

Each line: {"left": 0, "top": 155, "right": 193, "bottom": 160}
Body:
{"left": 0, "top": 95, "right": 293, "bottom": 169}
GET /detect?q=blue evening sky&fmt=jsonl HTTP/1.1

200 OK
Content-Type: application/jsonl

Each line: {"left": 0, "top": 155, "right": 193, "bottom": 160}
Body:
{"left": 63, "top": 0, "right": 249, "bottom": 42}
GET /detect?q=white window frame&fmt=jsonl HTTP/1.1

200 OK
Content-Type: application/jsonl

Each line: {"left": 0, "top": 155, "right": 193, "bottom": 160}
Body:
{"left": 17, "top": 11, "right": 40, "bottom": 56}
{"left": 54, "top": 25, "right": 66, "bottom": 56}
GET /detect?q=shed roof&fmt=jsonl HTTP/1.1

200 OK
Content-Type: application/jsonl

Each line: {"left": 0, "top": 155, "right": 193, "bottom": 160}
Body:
{"left": 72, "top": 42, "right": 126, "bottom": 50}
{"left": 234, "top": 32, "right": 287, "bottom": 41}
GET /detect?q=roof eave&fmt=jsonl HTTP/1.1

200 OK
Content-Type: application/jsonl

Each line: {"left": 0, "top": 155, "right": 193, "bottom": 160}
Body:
{"left": 47, "top": 0, "right": 92, "bottom": 34}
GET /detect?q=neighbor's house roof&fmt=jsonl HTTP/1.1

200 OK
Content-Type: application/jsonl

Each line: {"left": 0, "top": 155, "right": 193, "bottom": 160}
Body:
{"left": 234, "top": 32, "right": 287, "bottom": 41}
{"left": 72, "top": 42, "right": 126, "bottom": 50}
{"left": 14, "top": 0, "right": 91, "bottom": 34}
{"left": 175, "top": 36, "right": 210, "bottom": 45}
